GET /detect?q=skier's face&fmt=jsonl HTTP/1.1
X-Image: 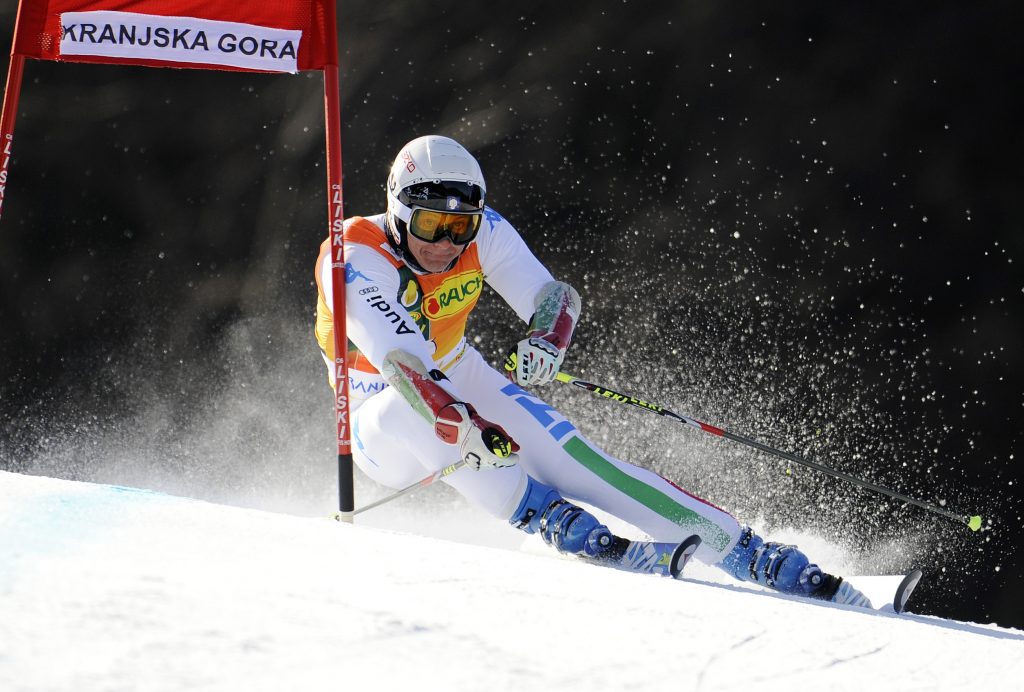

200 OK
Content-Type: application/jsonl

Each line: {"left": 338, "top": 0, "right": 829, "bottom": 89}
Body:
{"left": 407, "top": 233, "right": 465, "bottom": 273}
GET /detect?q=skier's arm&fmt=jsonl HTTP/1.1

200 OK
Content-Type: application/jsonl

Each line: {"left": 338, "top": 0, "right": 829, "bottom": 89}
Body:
{"left": 476, "top": 210, "right": 582, "bottom": 385}
{"left": 381, "top": 349, "right": 519, "bottom": 470}
{"left": 476, "top": 209, "right": 557, "bottom": 320}
{"left": 504, "top": 281, "right": 581, "bottom": 386}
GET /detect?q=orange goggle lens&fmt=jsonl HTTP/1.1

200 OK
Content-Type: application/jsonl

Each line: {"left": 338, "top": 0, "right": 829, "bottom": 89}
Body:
{"left": 408, "top": 209, "right": 482, "bottom": 245}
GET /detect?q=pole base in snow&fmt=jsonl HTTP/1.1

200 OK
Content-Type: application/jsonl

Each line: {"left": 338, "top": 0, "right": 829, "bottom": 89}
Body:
{"left": 332, "top": 511, "right": 355, "bottom": 524}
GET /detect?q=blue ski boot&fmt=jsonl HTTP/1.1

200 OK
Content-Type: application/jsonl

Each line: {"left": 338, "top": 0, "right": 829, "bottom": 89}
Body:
{"left": 719, "top": 527, "right": 872, "bottom": 608}
{"left": 509, "top": 477, "right": 700, "bottom": 578}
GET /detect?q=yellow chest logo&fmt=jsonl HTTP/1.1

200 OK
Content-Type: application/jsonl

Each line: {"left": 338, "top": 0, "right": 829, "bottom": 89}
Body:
{"left": 422, "top": 271, "right": 483, "bottom": 320}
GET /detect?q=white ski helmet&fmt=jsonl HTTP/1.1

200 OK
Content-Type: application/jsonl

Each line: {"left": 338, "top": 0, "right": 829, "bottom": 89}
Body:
{"left": 385, "top": 135, "right": 486, "bottom": 271}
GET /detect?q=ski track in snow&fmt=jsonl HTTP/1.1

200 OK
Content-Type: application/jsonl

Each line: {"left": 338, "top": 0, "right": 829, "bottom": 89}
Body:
{"left": 1, "top": 470, "right": 1021, "bottom": 692}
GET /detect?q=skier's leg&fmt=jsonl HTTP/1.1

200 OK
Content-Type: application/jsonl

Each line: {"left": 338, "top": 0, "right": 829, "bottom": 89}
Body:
{"left": 449, "top": 354, "right": 742, "bottom": 562}
{"left": 354, "top": 383, "right": 644, "bottom": 561}
{"left": 354, "top": 358, "right": 694, "bottom": 574}
{"left": 447, "top": 351, "right": 871, "bottom": 599}
{"left": 719, "top": 526, "right": 872, "bottom": 607}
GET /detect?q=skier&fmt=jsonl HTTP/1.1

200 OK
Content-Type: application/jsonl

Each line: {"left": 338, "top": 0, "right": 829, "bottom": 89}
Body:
{"left": 314, "top": 134, "right": 872, "bottom": 607}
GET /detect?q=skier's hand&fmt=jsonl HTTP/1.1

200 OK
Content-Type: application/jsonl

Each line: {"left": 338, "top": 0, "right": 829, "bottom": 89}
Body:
{"left": 504, "top": 334, "right": 565, "bottom": 386}
{"left": 434, "top": 402, "right": 520, "bottom": 470}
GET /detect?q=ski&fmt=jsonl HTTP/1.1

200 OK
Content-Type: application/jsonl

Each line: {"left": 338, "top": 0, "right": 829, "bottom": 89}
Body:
{"left": 669, "top": 534, "right": 703, "bottom": 578}
{"left": 587, "top": 534, "right": 702, "bottom": 579}
{"left": 846, "top": 568, "right": 924, "bottom": 614}
{"left": 893, "top": 568, "right": 923, "bottom": 614}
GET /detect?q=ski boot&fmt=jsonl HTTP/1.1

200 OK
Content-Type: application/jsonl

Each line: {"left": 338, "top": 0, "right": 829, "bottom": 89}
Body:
{"left": 509, "top": 477, "right": 700, "bottom": 578}
{"left": 719, "top": 526, "right": 872, "bottom": 608}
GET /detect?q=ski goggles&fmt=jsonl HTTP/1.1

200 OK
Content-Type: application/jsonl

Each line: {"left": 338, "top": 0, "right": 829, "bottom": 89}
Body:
{"left": 407, "top": 208, "right": 483, "bottom": 245}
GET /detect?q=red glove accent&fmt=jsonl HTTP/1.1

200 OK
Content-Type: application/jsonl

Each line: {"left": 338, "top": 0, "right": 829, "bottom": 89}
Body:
{"left": 435, "top": 402, "right": 520, "bottom": 469}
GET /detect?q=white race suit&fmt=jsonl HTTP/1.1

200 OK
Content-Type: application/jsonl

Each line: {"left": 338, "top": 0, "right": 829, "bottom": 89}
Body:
{"left": 314, "top": 210, "right": 742, "bottom": 562}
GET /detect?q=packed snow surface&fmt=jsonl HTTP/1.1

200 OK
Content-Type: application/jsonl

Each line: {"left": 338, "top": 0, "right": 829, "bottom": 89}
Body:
{"left": 1, "top": 470, "right": 1021, "bottom": 691}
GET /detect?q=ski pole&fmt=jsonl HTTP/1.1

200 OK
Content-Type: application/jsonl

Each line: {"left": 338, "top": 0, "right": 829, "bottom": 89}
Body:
{"left": 334, "top": 460, "right": 470, "bottom": 520}
{"left": 554, "top": 371, "right": 983, "bottom": 532}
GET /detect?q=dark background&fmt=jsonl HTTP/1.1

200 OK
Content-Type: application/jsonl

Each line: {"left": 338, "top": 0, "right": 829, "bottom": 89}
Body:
{"left": 1, "top": 2, "right": 1020, "bottom": 628}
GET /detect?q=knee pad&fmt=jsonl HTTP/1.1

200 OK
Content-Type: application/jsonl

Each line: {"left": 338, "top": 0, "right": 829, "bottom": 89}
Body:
{"left": 509, "top": 477, "right": 611, "bottom": 557}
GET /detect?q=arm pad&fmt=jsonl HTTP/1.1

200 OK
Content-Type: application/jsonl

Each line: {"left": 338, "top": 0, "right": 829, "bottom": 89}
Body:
{"left": 380, "top": 349, "right": 458, "bottom": 425}
{"left": 526, "top": 281, "right": 582, "bottom": 350}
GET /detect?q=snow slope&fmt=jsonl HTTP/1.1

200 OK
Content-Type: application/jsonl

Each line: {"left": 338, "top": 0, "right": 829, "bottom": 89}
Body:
{"left": 1, "top": 470, "right": 1021, "bottom": 692}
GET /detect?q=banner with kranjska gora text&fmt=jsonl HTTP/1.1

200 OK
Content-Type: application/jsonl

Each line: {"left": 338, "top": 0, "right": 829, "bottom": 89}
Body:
{"left": 60, "top": 11, "right": 302, "bottom": 73}
{"left": 11, "top": 0, "right": 337, "bottom": 73}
